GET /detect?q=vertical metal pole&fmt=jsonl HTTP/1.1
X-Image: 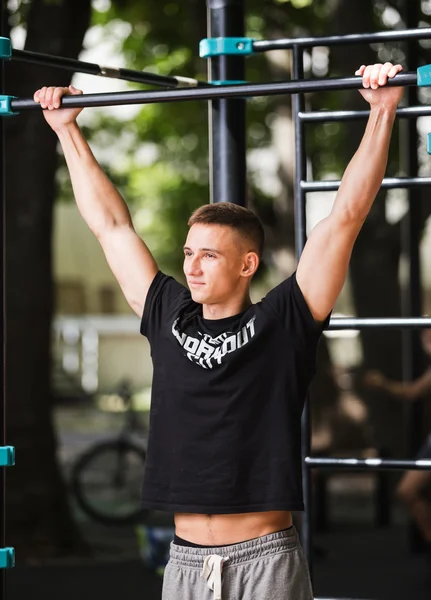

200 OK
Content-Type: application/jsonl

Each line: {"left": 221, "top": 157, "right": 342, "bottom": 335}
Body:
{"left": 207, "top": 0, "right": 246, "bottom": 205}
{"left": 401, "top": 0, "right": 424, "bottom": 552}
{"left": 0, "top": 0, "right": 6, "bottom": 596}
{"left": 292, "top": 44, "right": 313, "bottom": 573}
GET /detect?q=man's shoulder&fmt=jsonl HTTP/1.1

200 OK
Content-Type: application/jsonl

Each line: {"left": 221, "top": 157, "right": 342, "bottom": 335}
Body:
{"left": 150, "top": 271, "right": 189, "bottom": 298}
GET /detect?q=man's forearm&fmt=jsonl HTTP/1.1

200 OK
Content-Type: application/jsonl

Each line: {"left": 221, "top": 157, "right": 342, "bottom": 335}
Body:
{"left": 332, "top": 106, "right": 397, "bottom": 224}
{"left": 56, "top": 122, "right": 133, "bottom": 237}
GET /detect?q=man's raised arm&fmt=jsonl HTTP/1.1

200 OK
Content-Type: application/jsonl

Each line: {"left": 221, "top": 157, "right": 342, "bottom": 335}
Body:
{"left": 34, "top": 85, "right": 158, "bottom": 317}
{"left": 296, "top": 62, "right": 404, "bottom": 322}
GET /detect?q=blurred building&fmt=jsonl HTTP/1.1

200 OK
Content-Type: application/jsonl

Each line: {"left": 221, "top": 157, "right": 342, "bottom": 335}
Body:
{"left": 52, "top": 202, "right": 152, "bottom": 397}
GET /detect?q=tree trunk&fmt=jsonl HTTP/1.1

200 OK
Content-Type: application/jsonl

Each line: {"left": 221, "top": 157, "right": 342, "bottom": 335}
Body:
{"left": 5, "top": 0, "right": 92, "bottom": 558}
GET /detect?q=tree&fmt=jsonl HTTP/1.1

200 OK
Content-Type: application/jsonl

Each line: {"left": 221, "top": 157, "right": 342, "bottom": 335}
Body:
{"left": 5, "top": 0, "right": 92, "bottom": 558}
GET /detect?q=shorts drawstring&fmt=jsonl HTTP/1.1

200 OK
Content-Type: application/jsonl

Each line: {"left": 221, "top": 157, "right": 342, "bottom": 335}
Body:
{"left": 200, "top": 554, "right": 230, "bottom": 600}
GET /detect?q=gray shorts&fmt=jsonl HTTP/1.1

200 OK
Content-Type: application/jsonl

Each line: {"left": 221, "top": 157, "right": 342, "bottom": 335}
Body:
{"left": 162, "top": 527, "right": 313, "bottom": 600}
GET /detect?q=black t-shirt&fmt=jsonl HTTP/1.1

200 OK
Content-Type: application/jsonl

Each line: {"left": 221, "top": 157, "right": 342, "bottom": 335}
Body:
{"left": 140, "top": 271, "right": 326, "bottom": 514}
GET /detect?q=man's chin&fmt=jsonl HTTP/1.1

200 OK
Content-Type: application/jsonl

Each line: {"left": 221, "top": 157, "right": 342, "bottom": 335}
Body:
{"left": 190, "top": 290, "right": 206, "bottom": 304}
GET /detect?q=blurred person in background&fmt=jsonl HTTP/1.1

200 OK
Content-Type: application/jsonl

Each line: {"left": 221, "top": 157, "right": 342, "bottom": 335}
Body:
{"left": 365, "top": 328, "right": 431, "bottom": 550}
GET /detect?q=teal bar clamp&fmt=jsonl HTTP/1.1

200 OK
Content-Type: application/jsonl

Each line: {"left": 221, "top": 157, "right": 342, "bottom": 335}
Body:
{"left": 417, "top": 64, "right": 431, "bottom": 87}
{"left": 211, "top": 80, "right": 247, "bottom": 86}
{"left": 0, "top": 37, "right": 11, "bottom": 60}
{"left": 0, "top": 446, "right": 15, "bottom": 467}
{"left": 200, "top": 37, "right": 254, "bottom": 58}
{"left": 0, "top": 96, "right": 18, "bottom": 116}
{"left": 0, "top": 548, "right": 15, "bottom": 569}
{"left": 417, "top": 66, "right": 431, "bottom": 154}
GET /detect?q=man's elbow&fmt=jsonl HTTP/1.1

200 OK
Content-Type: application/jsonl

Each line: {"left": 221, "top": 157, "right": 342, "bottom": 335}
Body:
{"left": 332, "top": 205, "right": 367, "bottom": 234}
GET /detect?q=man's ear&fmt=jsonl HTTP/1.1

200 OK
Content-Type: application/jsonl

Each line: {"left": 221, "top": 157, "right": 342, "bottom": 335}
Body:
{"left": 241, "top": 252, "right": 259, "bottom": 279}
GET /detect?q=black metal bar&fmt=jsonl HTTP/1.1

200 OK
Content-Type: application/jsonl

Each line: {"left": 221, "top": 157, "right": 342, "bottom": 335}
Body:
{"left": 12, "top": 49, "right": 210, "bottom": 89}
{"left": 328, "top": 317, "right": 431, "bottom": 329}
{"left": 0, "top": 3, "right": 6, "bottom": 598}
{"left": 375, "top": 447, "right": 391, "bottom": 527}
{"left": 404, "top": 0, "right": 424, "bottom": 471}
{"left": 253, "top": 27, "right": 431, "bottom": 51}
{"left": 306, "top": 457, "right": 431, "bottom": 470}
{"left": 293, "top": 54, "right": 307, "bottom": 258}
{"left": 301, "top": 176, "right": 431, "bottom": 192}
{"left": 299, "top": 105, "right": 431, "bottom": 123}
{"left": 10, "top": 72, "right": 418, "bottom": 112}
{"left": 402, "top": 0, "right": 424, "bottom": 555}
{"left": 207, "top": 0, "right": 246, "bottom": 204}
{"left": 292, "top": 44, "right": 313, "bottom": 575}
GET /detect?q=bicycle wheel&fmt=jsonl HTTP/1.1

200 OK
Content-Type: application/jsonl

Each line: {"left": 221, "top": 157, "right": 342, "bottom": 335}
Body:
{"left": 70, "top": 440, "right": 148, "bottom": 525}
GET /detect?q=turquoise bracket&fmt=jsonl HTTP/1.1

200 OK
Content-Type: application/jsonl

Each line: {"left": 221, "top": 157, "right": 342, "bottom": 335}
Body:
{"left": 200, "top": 37, "right": 254, "bottom": 58}
{"left": 211, "top": 80, "right": 246, "bottom": 86}
{"left": 0, "top": 446, "right": 15, "bottom": 467}
{"left": 0, "top": 37, "right": 11, "bottom": 60}
{"left": 417, "top": 64, "right": 431, "bottom": 87}
{"left": 0, "top": 96, "right": 18, "bottom": 117}
{"left": 0, "top": 548, "right": 15, "bottom": 569}
{"left": 417, "top": 66, "right": 431, "bottom": 154}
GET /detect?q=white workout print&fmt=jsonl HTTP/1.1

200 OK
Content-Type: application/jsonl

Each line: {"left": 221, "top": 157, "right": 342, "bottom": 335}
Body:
{"left": 171, "top": 316, "right": 256, "bottom": 369}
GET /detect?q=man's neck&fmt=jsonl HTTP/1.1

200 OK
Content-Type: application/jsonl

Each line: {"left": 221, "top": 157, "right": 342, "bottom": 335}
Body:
{"left": 202, "top": 295, "right": 252, "bottom": 320}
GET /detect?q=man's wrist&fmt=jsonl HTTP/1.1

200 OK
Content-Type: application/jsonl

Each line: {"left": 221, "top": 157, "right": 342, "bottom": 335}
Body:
{"left": 369, "top": 104, "right": 397, "bottom": 119}
{"left": 53, "top": 121, "right": 79, "bottom": 137}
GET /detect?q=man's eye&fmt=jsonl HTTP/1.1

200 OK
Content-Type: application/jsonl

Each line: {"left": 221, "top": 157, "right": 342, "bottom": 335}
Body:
{"left": 205, "top": 253, "right": 215, "bottom": 258}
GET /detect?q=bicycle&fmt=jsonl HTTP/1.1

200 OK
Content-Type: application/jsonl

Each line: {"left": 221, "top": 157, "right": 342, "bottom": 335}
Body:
{"left": 70, "top": 380, "right": 149, "bottom": 526}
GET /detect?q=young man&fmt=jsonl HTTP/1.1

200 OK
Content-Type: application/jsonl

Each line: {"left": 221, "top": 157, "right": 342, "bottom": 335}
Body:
{"left": 35, "top": 62, "right": 403, "bottom": 599}
{"left": 365, "top": 328, "right": 431, "bottom": 549}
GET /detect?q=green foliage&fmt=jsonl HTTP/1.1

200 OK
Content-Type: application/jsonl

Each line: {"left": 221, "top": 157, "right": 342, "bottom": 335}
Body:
{"left": 275, "top": 0, "right": 313, "bottom": 8}
{"left": 68, "top": 0, "right": 331, "bottom": 278}
{"left": 53, "top": 0, "right": 431, "bottom": 278}
{"left": 7, "top": 0, "right": 32, "bottom": 29}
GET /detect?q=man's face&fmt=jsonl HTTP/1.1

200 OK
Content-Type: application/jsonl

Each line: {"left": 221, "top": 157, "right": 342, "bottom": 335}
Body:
{"left": 183, "top": 224, "right": 250, "bottom": 305}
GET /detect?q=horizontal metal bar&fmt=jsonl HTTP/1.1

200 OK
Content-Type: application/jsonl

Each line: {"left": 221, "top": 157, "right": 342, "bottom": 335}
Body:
{"left": 328, "top": 317, "right": 431, "bottom": 329}
{"left": 12, "top": 49, "right": 209, "bottom": 89}
{"left": 51, "top": 312, "right": 431, "bottom": 333}
{"left": 306, "top": 457, "right": 431, "bottom": 470}
{"left": 253, "top": 27, "right": 431, "bottom": 51}
{"left": 302, "top": 176, "right": 431, "bottom": 193}
{"left": 299, "top": 105, "right": 431, "bottom": 123}
{"left": 9, "top": 72, "right": 417, "bottom": 112}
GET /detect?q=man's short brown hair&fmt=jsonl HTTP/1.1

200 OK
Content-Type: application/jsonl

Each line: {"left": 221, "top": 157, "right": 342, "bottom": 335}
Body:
{"left": 188, "top": 203, "right": 265, "bottom": 257}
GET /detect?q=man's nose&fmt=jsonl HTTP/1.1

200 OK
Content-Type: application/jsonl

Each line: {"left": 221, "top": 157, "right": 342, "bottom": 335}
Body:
{"left": 186, "top": 256, "right": 202, "bottom": 275}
